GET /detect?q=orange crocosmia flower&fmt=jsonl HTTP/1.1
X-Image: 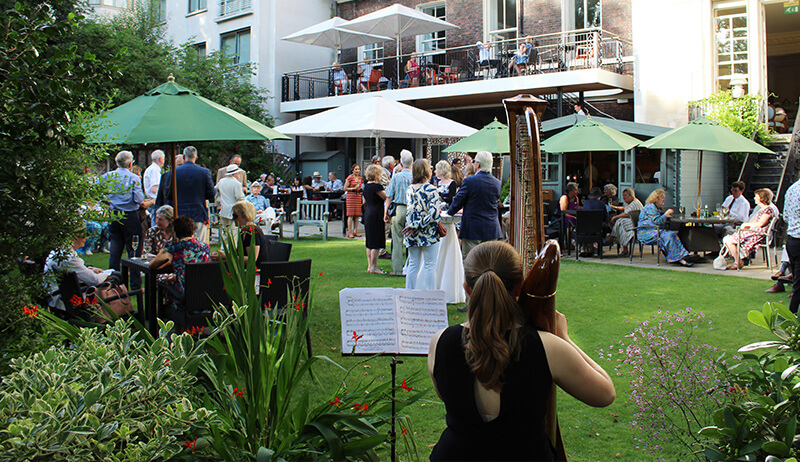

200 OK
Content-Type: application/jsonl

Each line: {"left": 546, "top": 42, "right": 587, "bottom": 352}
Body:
{"left": 183, "top": 437, "right": 198, "bottom": 453}
{"left": 267, "top": 278, "right": 272, "bottom": 286}
{"left": 329, "top": 396, "right": 341, "bottom": 406}
{"left": 319, "top": 271, "right": 323, "bottom": 277}
{"left": 401, "top": 379, "right": 413, "bottom": 392}
{"left": 69, "top": 295, "right": 82, "bottom": 307}
{"left": 351, "top": 331, "right": 363, "bottom": 341}
{"left": 401, "top": 426, "right": 408, "bottom": 435}
{"left": 233, "top": 387, "right": 244, "bottom": 398}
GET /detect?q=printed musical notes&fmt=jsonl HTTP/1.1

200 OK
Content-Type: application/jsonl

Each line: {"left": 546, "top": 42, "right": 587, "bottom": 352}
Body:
{"left": 339, "top": 288, "right": 448, "bottom": 355}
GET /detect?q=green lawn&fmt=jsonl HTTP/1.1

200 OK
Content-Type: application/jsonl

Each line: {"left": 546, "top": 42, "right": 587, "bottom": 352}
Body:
{"left": 84, "top": 238, "right": 779, "bottom": 461}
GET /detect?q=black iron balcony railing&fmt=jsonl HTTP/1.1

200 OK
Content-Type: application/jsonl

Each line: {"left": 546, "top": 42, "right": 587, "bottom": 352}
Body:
{"left": 281, "top": 28, "right": 633, "bottom": 103}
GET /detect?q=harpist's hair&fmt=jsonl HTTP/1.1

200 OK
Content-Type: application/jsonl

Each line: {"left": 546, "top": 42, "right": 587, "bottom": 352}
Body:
{"left": 463, "top": 241, "right": 524, "bottom": 392}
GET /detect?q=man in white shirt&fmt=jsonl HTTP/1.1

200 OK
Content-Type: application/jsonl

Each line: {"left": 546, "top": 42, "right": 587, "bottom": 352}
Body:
{"left": 143, "top": 149, "right": 165, "bottom": 226}
{"left": 44, "top": 230, "right": 113, "bottom": 310}
{"left": 311, "top": 172, "right": 326, "bottom": 190}
{"left": 718, "top": 181, "right": 751, "bottom": 236}
{"left": 216, "top": 164, "right": 246, "bottom": 235}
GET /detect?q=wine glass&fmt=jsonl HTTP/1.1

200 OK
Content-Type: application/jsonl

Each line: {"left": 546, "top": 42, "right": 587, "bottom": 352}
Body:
{"left": 721, "top": 205, "right": 730, "bottom": 217}
{"left": 679, "top": 206, "right": 685, "bottom": 217}
{"left": 131, "top": 235, "right": 140, "bottom": 260}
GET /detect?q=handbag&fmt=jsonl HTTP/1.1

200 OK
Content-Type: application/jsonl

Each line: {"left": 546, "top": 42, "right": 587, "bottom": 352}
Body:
{"left": 437, "top": 222, "right": 447, "bottom": 237}
{"left": 387, "top": 202, "right": 397, "bottom": 217}
{"left": 713, "top": 247, "right": 729, "bottom": 270}
{"left": 87, "top": 282, "right": 134, "bottom": 322}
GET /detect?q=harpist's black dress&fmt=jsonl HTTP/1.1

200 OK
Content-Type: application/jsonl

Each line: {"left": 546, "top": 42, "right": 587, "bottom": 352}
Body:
{"left": 430, "top": 325, "right": 556, "bottom": 461}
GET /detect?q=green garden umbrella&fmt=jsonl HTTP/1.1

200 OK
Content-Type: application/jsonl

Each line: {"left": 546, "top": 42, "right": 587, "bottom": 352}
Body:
{"left": 638, "top": 117, "right": 773, "bottom": 207}
{"left": 89, "top": 75, "right": 290, "bottom": 213}
{"left": 541, "top": 118, "right": 640, "bottom": 189}
{"left": 442, "top": 118, "right": 509, "bottom": 154}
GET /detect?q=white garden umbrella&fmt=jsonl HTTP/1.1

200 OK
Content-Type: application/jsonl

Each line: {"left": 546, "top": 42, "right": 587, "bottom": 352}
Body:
{"left": 274, "top": 96, "right": 475, "bottom": 147}
{"left": 342, "top": 3, "right": 459, "bottom": 83}
{"left": 282, "top": 17, "right": 391, "bottom": 54}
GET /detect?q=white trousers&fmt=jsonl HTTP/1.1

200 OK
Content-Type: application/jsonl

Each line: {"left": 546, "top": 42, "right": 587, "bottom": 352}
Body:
{"left": 406, "top": 243, "right": 439, "bottom": 290}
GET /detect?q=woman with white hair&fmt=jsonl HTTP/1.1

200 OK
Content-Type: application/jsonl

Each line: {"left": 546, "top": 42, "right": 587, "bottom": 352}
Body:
{"left": 605, "top": 188, "right": 642, "bottom": 257}
{"left": 143, "top": 205, "right": 175, "bottom": 256}
{"left": 602, "top": 184, "right": 618, "bottom": 206}
{"left": 435, "top": 160, "right": 458, "bottom": 206}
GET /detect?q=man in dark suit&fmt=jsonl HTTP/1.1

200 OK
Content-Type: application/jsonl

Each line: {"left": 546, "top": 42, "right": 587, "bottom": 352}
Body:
{"left": 160, "top": 146, "right": 215, "bottom": 243}
{"left": 448, "top": 150, "right": 503, "bottom": 259}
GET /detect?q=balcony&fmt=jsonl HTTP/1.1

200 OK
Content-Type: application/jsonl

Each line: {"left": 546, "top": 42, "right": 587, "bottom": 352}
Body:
{"left": 217, "top": 0, "right": 252, "bottom": 20}
{"left": 280, "top": 28, "right": 634, "bottom": 113}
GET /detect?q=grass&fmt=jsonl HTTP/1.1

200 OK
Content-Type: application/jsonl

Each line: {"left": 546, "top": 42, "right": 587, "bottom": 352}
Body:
{"left": 84, "top": 237, "right": 780, "bottom": 461}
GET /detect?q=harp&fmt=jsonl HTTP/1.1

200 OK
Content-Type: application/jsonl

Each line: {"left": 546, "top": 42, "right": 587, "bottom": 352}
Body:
{"left": 503, "top": 95, "right": 567, "bottom": 460}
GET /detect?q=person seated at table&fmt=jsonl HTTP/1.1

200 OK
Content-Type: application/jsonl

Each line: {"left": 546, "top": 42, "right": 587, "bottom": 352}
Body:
{"left": 302, "top": 175, "right": 316, "bottom": 199}
{"left": 508, "top": 39, "right": 531, "bottom": 76}
{"left": 262, "top": 173, "right": 276, "bottom": 193}
{"left": 332, "top": 61, "right": 349, "bottom": 95}
{"left": 405, "top": 53, "right": 421, "bottom": 87}
{"left": 721, "top": 188, "right": 778, "bottom": 271}
{"left": 475, "top": 41, "right": 502, "bottom": 78}
{"left": 44, "top": 226, "right": 117, "bottom": 310}
{"left": 325, "top": 172, "right": 343, "bottom": 191}
{"left": 604, "top": 188, "right": 643, "bottom": 257}
{"left": 578, "top": 187, "right": 608, "bottom": 256}
{"left": 559, "top": 182, "right": 581, "bottom": 230}
{"left": 143, "top": 205, "right": 175, "bottom": 256}
{"left": 358, "top": 59, "right": 373, "bottom": 93}
{"left": 211, "top": 201, "right": 269, "bottom": 265}
{"left": 427, "top": 241, "right": 615, "bottom": 461}
{"left": 601, "top": 184, "right": 617, "bottom": 207}
{"left": 718, "top": 181, "right": 751, "bottom": 236}
{"left": 246, "top": 182, "right": 281, "bottom": 232}
{"left": 639, "top": 189, "right": 693, "bottom": 267}
{"left": 149, "top": 216, "right": 210, "bottom": 315}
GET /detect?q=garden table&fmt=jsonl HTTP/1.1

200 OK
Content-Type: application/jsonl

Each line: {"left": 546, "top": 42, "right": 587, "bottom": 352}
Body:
{"left": 121, "top": 257, "right": 172, "bottom": 337}
{"left": 668, "top": 216, "right": 738, "bottom": 253}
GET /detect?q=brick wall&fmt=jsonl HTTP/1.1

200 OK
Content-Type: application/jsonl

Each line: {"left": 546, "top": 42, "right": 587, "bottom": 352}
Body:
{"left": 521, "top": 0, "right": 562, "bottom": 36}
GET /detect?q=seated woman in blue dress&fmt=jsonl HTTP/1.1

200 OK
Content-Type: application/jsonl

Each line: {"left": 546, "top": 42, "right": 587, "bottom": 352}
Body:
{"left": 639, "top": 189, "right": 693, "bottom": 267}
{"left": 427, "top": 241, "right": 615, "bottom": 461}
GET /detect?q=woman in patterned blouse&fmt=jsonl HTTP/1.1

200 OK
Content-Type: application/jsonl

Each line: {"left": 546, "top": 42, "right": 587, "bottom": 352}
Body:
{"left": 403, "top": 159, "right": 443, "bottom": 290}
{"left": 143, "top": 205, "right": 174, "bottom": 255}
{"left": 722, "top": 188, "right": 778, "bottom": 270}
{"left": 149, "top": 216, "right": 210, "bottom": 309}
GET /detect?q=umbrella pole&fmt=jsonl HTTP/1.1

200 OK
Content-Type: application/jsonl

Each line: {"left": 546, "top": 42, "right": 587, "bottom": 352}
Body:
{"left": 696, "top": 150, "right": 703, "bottom": 213}
{"left": 171, "top": 142, "right": 178, "bottom": 216}
{"left": 396, "top": 39, "right": 401, "bottom": 88}
{"left": 589, "top": 151, "right": 593, "bottom": 190}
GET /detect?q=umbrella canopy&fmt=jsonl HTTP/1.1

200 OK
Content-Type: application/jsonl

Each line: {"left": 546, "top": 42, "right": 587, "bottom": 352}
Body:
{"left": 542, "top": 118, "right": 641, "bottom": 190}
{"left": 442, "top": 118, "right": 509, "bottom": 153}
{"left": 89, "top": 77, "right": 291, "bottom": 144}
{"left": 638, "top": 117, "right": 773, "bottom": 208}
{"left": 541, "top": 119, "right": 640, "bottom": 153}
{"left": 638, "top": 117, "right": 773, "bottom": 154}
{"left": 274, "top": 96, "right": 476, "bottom": 141}
{"left": 342, "top": 3, "right": 459, "bottom": 83}
{"left": 282, "top": 17, "right": 392, "bottom": 53}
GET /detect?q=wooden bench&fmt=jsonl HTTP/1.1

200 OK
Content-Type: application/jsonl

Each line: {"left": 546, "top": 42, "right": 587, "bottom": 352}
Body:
{"left": 291, "top": 198, "right": 329, "bottom": 240}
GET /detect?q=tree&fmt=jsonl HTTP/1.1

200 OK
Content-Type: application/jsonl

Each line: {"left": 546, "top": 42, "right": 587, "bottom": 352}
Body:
{"left": 0, "top": 0, "right": 116, "bottom": 355}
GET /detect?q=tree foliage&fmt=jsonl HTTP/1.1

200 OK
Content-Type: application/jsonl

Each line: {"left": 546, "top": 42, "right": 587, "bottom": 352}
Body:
{"left": 0, "top": 0, "right": 116, "bottom": 338}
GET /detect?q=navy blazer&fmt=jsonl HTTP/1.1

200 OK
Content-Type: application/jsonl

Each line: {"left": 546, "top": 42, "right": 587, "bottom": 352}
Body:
{"left": 159, "top": 161, "right": 215, "bottom": 223}
{"left": 448, "top": 171, "right": 503, "bottom": 240}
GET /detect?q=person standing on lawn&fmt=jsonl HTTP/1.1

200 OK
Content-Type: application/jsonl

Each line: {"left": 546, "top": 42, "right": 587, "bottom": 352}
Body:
{"left": 783, "top": 178, "right": 800, "bottom": 313}
{"left": 384, "top": 149, "right": 414, "bottom": 276}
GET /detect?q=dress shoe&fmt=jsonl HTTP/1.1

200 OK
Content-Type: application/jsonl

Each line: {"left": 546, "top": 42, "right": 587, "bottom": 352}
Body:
{"left": 379, "top": 252, "right": 391, "bottom": 259}
{"left": 765, "top": 284, "right": 785, "bottom": 293}
{"left": 772, "top": 271, "right": 785, "bottom": 280}
{"left": 778, "top": 275, "right": 794, "bottom": 284}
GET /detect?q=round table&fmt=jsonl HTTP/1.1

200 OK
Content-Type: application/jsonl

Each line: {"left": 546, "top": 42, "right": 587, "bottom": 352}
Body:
{"left": 435, "top": 213, "right": 466, "bottom": 304}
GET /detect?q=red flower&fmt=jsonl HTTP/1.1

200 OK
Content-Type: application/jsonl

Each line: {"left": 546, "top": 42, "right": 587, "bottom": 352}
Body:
{"left": 183, "top": 437, "right": 198, "bottom": 453}
{"left": 266, "top": 278, "right": 272, "bottom": 287}
{"left": 352, "top": 331, "right": 363, "bottom": 342}
{"left": 165, "top": 359, "right": 170, "bottom": 366}
{"left": 69, "top": 294, "right": 82, "bottom": 307}
{"left": 329, "top": 396, "right": 341, "bottom": 406}
{"left": 401, "top": 426, "right": 408, "bottom": 435}
{"left": 22, "top": 305, "right": 39, "bottom": 318}
{"left": 87, "top": 294, "right": 97, "bottom": 305}
{"left": 233, "top": 387, "right": 244, "bottom": 398}
{"left": 352, "top": 402, "right": 369, "bottom": 414}
{"left": 401, "top": 379, "right": 413, "bottom": 392}
{"left": 319, "top": 271, "right": 324, "bottom": 277}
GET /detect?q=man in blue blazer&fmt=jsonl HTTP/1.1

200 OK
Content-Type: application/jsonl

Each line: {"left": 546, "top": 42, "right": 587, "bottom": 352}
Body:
{"left": 448, "top": 151, "right": 503, "bottom": 259}
{"left": 160, "top": 146, "right": 216, "bottom": 243}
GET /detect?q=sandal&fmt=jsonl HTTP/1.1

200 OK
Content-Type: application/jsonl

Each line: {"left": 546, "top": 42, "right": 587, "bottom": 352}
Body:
{"left": 725, "top": 263, "right": 742, "bottom": 270}
{"left": 347, "top": 234, "right": 355, "bottom": 239}
{"left": 368, "top": 269, "right": 386, "bottom": 274}
{"left": 354, "top": 233, "right": 362, "bottom": 237}
{"left": 678, "top": 259, "right": 694, "bottom": 268}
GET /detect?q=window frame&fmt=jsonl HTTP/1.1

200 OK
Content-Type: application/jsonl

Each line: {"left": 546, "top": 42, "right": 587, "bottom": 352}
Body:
{"left": 188, "top": 0, "right": 207, "bottom": 14}
{"left": 485, "top": 0, "right": 518, "bottom": 43}
{"left": 220, "top": 28, "right": 251, "bottom": 66}
{"left": 417, "top": 2, "right": 447, "bottom": 54}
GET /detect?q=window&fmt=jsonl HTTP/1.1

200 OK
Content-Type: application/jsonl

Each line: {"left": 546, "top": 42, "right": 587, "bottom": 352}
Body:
{"left": 714, "top": 6, "right": 748, "bottom": 91}
{"left": 419, "top": 3, "right": 446, "bottom": 52}
{"left": 188, "top": 0, "right": 206, "bottom": 13}
{"left": 362, "top": 139, "right": 377, "bottom": 162}
{"left": 221, "top": 29, "right": 250, "bottom": 65}
{"left": 156, "top": 0, "right": 166, "bottom": 22}
{"left": 487, "top": 0, "right": 517, "bottom": 42}
{"left": 543, "top": 151, "right": 559, "bottom": 182}
{"left": 361, "top": 43, "right": 384, "bottom": 62}
{"left": 218, "top": 0, "right": 253, "bottom": 19}
{"left": 563, "top": 0, "right": 600, "bottom": 30}
{"left": 91, "top": 0, "right": 127, "bottom": 6}
{"left": 193, "top": 42, "right": 207, "bottom": 57}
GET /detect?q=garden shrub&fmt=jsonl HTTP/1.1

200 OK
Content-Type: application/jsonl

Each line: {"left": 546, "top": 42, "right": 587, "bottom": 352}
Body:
{"left": 601, "top": 308, "right": 732, "bottom": 460}
{"left": 699, "top": 302, "right": 800, "bottom": 462}
{"left": 0, "top": 319, "right": 218, "bottom": 461}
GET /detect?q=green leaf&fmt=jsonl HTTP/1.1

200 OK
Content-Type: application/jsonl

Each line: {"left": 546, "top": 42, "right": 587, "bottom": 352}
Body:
{"left": 705, "top": 447, "right": 727, "bottom": 461}
{"left": 748, "top": 310, "right": 770, "bottom": 330}
{"left": 773, "top": 302, "right": 796, "bottom": 323}
{"left": 739, "top": 341, "right": 783, "bottom": 352}
{"left": 341, "top": 434, "right": 388, "bottom": 454}
{"left": 723, "top": 407, "right": 738, "bottom": 430}
{"left": 698, "top": 426, "right": 723, "bottom": 438}
{"left": 762, "top": 440, "right": 790, "bottom": 456}
{"left": 256, "top": 447, "right": 274, "bottom": 462}
{"left": 83, "top": 384, "right": 102, "bottom": 409}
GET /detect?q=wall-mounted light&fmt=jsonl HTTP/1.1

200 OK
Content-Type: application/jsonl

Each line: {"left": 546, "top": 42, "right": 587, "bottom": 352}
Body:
{"left": 730, "top": 75, "right": 748, "bottom": 98}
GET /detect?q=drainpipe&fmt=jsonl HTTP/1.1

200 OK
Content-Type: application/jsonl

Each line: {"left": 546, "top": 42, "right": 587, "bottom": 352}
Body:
{"left": 557, "top": 87, "right": 563, "bottom": 118}
{"left": 295, "top": 112, "right": 301, "bottom": 175}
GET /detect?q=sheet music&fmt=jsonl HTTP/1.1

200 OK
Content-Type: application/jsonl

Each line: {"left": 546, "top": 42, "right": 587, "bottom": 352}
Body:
{"left": 339, "top": 288, "right": 448, "bottom": 355}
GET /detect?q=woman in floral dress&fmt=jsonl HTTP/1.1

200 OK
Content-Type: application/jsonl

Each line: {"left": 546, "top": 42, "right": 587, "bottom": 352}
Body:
{"left": 722, "top": 188, "right": 778, "bottom": 270}
{"left": 404, "top": 159, "right": 443, "bottom": 290}
{"left": 149, "top": 216, "right": 210, "bottom": 310}
{"left": 638, "top": 189, "right": 693, "bottom": 267}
